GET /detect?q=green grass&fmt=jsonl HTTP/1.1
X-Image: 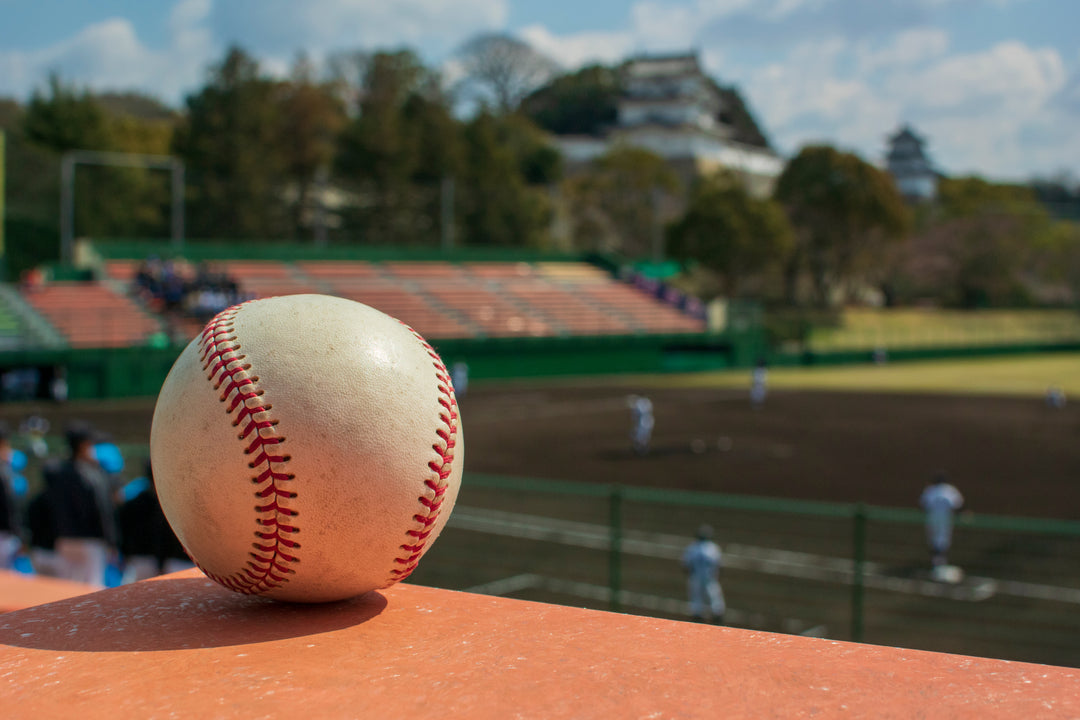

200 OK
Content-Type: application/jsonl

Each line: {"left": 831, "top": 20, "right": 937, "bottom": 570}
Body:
{"left": 638, "top": 353, "right": 1080, "bottom": 397}
{"left": 807, "top": 308, "right": 1080, "bottom": 351}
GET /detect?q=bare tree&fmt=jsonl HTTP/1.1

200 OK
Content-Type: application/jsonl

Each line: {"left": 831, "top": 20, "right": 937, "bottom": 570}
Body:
{"left": 456, "top": 33, "right": 559, "bottom": 114}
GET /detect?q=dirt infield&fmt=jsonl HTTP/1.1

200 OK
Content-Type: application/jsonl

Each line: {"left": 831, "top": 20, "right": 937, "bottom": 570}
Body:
{"left": 2, "top": 379, "right": 1077, "bottom": 517}
{"left": 461, "top": 382, "right": 1080, "bottom": 520}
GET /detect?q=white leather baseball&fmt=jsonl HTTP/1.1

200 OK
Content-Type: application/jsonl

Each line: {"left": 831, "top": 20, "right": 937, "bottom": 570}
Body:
{"left": 149, "top": 294, "right": 463, "bottom": 602}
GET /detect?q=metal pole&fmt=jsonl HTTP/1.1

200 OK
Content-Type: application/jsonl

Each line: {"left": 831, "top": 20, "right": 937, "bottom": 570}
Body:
{"left": 441, "top": 176, "right": 455, "bottom": 252}
{"left": 171, "top": 160, "right": 185, "bottom": 252}
{"left": 651, "top": 188, "right": 663, "bottom": 264}
{"left": 60, "top": 153, "right": 75, "bottom": 265}
{"left": 0, "top": 130, "right": 5, "bottom": 280}
{"left": 609, "top": 484, "right": 624, "bottom": 613}
{"left": 313, "top": 164, "right": 329, "bottom": 248}
{"left": 851, "top": 502, "right": 867, "bottom": 643}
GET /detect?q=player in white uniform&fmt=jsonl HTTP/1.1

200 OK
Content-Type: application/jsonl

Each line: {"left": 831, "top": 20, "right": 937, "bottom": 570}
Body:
{"left": 628, "top": 395, "right": 654, "bottom": 456}
{"left": 919, "top": 472, "right": 964, "bottom": 572}
{"left": 682, "top": 524, "right": 725, "bottom": 624}
{"left": 750, "top": 357, "right": 768, "bottom": 408}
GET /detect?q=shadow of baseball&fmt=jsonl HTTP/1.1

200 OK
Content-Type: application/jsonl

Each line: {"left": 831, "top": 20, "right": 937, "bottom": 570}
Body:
{"left": 0, "top": 574, "right": 387, "bottom": 653}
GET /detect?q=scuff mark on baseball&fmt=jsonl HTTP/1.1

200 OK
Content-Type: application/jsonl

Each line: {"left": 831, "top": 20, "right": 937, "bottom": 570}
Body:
{"left": 149, "top": 294, "right": 464, "bottom": 603}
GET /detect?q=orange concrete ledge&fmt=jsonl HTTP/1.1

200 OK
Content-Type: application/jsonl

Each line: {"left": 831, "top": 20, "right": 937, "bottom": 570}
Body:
{"left": 1, "top": 568, "right": 1078, "bottom": 719}
{"left": 0, "top": 570, "right": 97, "bottom": 613}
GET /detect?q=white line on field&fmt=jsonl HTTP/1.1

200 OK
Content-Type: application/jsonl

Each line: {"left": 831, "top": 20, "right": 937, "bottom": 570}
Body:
{"left": 449, "top": 506, "right": 1080, "bottom": 604}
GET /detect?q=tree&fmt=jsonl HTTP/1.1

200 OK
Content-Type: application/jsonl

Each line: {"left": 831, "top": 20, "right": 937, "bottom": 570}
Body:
{"left": 335, "top": 50, "right": 457, "bottom": 245}
{"left": 521, "top": 64, "right": 620, "bottom": 136}
{"left": 563, "top": 146, "right": 679, "bottom": 259}
{"left": 775, "top": 145, "right": 911, "bottom": 306}
{"left": 668, "top": 172, "right": 793, "bottom": 296}
{"left": 459, "top": 111, "right": 553, "bottom": 247}
{"left": 23, "top": 77, "right": 175, "bottom": 243}
{"left": 23, "top": 75, "right": 110, "bottom": 153}
{"left": 173, "top": 47, "right": 289, "bottom": 239}
{"left": 279, "top": 54, "right": 346, "bottom": 239}
{"left": 456, "top": 33, "right": 559, "bottom": 114}
{"left": 895, "top": 177, "right": 1054, "bottom": 307}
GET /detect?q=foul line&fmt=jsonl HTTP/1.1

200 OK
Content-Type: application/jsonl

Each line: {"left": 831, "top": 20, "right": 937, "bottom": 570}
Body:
{"left": 449, "top": 506, "right": 1080, "bottom": 605}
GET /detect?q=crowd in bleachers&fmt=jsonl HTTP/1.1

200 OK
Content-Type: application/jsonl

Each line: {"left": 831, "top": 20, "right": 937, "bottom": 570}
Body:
{"left": 0, "top": 418, "right": 190, "bottom": 587}
{"left": 131, "top": 257, "right": 249, "bottom": 323}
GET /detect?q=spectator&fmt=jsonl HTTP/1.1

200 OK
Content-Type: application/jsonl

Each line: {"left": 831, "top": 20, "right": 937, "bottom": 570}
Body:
{"left": 42, "top": 422, "right": 119, "bottom": 586}
{"left": 0, "top": 424, "right": 24, "bottom": 569}
{"left": 117, "top": 462, "right": 192, "bottom": 583}
{"left": 682, "top": 523, "right": 726, "bottom": 624}
{"left": 27, "top": 471, "right": 60, "bottom": 577}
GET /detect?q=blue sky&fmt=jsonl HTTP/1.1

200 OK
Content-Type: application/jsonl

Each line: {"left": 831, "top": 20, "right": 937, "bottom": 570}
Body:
{"left": 1, "top": 0, "right": 1078, "bottom": 181}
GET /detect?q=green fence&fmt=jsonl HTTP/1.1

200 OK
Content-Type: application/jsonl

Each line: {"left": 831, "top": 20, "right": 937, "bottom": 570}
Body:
{"left": 411, "top": 472, "right": 1080, "bottom": 669}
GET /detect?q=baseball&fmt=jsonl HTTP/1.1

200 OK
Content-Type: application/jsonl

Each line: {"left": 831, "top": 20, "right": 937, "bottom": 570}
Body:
{"left": 149, "top": 294, "right": 463, "bottom": 603}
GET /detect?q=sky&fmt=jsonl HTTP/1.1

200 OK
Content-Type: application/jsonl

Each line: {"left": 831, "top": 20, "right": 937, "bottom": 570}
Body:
{"left": 0, "top": 0, "right": 1078, "bottom": 182}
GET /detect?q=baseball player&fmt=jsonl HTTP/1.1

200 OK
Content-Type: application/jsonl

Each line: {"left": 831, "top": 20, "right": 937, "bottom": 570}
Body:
{"left": 750, "top": 357, "right": 768, "bottom": 408}
{"left": 681, "top": 523, "right": 725, "bottom": 624}
{"left": 919, "top": 472, "right": 964, "bottom": 572}
{"left": 628, "top": 395, "right": 654, "bottom": 456}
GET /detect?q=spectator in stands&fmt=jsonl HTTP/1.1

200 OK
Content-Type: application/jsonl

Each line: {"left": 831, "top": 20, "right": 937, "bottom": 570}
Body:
{"left": 682, "top": 523, "right": 726, "bottom": 624}
{"left": 160, "top": 261, "right": 186, "bottom": 312}
{"left": 118, "top": 461, "right": 192, "bottom": 583}
{"left": 0, "top": 424, "right": 24, "bottom": 570}
{"left": 131, "top": 255, "right": 244, "bottom": 325}
{"left": 40, "top": 422, "right": 119, "bottom": 586}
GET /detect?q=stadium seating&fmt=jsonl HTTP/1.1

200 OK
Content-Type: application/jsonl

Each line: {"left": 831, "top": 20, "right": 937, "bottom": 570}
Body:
{"left": 219, "top": 260, "right": 315, "bottom": 298}
{"left": 21, "top": 282, "right": 163, "bottom": 348}
{"left": 97, "top": 258, "right": 706, "bottom": 342}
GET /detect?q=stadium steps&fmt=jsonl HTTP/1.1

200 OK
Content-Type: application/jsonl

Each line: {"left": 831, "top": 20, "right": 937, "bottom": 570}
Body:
{"left": 0, "top": 283, "right": 67, "bottom": 349}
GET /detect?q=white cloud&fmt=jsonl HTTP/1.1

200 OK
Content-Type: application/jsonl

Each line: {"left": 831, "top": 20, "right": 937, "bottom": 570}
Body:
{"left": 0, "top": 1, "right": 215, "bottom": 103}
{"left": 0, "top": 0, "right": 507, "bottom": 104}
{"left": 855, "top": 27, "right": 949, "bottom": 75}
{"left": 208, "top": 0, "right": 508, "bottom": 63}
{"left": 517, "top": 25, "right": 633, "bottom": 69}
{"left": 897, "top": 41, "right": 1065, "bottom": 113}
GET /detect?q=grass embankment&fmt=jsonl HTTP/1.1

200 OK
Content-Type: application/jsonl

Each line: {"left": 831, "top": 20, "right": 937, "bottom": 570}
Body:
{"left": 647, "top": 353, "right": 1080, "bottom": 397}
{"left": 808, "top": 308, "right": 1080, "bottom": 352}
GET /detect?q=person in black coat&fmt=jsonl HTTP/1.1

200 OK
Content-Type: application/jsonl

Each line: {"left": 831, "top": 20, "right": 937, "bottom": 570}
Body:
{"left": 42, "top": 422, "right": 117, "bottom": 585}
{"left": 118, "top": 462, "right": 190, "bottom": 582}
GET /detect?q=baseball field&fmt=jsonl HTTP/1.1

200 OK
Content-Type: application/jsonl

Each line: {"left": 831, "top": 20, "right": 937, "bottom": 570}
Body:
{"left": 3, "top": 352, "right": 1079, "bottom": 667}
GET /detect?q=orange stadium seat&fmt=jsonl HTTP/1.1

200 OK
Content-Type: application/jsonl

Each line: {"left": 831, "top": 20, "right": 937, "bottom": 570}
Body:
{"left": 22, "top": 282, "right": 163, "bottom": 348}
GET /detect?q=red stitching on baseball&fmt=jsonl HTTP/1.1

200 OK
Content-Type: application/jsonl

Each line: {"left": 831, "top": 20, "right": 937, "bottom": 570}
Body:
{"left": 195, "top": 301, "right": 299, "bottom": 595}
{"left": 385, "top": 323, "right": 458, "bottom": 585}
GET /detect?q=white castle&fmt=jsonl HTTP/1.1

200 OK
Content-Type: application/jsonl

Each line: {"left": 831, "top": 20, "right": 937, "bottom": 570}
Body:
{"left": 554, "top": 53, "right": 783, "bottom": 197}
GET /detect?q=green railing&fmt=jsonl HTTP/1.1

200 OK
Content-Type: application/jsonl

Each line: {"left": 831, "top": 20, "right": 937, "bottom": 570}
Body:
{"left": 411, "top": 471, "right": 1080, "bottom": 668}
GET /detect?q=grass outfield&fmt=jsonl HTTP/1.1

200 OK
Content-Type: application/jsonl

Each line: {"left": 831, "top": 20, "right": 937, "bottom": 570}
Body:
{"left": 636, "top": 353, "right": 1080, "bottom": 397}
{"left": 808, "top": 308, "right": 1080, "bottom": 351}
